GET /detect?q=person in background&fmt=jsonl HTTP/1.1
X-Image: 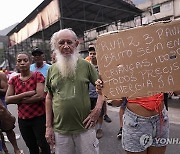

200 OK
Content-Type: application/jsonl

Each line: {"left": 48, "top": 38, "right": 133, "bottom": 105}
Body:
{"left": 8, "top": 67, "right": 20, "bottom": 81}
{"left": 50, "top": 32, "right": 58, "bottom": 65}
{"left": 86, "top": 46, "right": 111, "bottom": 139}
{"left": 51, "top": 50, "right": 57, "bottom": 64}
{"left": 0, "top": 72, "right": 23, "bottom": 154}
{"left": 117, "top": 97, "right": 127, "bottom": 139}
{"left": 85, "top": 43, "right": 94, "bottom": 62}
{"left": 86, "top": 45, "right": 112, "bottom": 124}
{"left": 103, "top": 104, "right": 112, "bottom": 123}
{"left": 30, "top": 48, "right": 52, "bottom": 153}
{"left": 5, "top": 52, "right": 50, "bottom": 154}
{"left": 96, "top": 79, "right": 170, "bottom": 154}
{"left": 45, "top": 28, "right": 104, "bottom": 154}
{"left": 1, "top": 68, "right": 11, "bottom": 80}
{"left": 163, "top": 93, "right": 168, "bottom": 111}
{"left": 30, "top": 48, "right": 51, "bottom": 78}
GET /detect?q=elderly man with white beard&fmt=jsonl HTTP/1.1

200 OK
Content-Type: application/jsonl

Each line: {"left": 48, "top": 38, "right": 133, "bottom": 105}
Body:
{"left": 45, "top": 28, "right": 104, "bottom": 154}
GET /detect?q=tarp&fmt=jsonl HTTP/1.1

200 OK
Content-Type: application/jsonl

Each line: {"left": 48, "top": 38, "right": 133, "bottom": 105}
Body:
{"left": 9, "top": 0, "right": 60, "bottom": 45}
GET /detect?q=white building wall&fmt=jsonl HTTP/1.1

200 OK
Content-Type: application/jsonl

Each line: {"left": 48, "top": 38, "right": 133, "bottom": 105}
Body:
{"left": 137, "top": 0, "right": 171, "bottom": 10}
{"left": 84, "top": 0, "right": 180, "bottom": 49}
{"left": 174, "top": 0, "right": 180, "bottom": 18}
{"left": 137, "top": 0, "right": 180, "bottom": 24}
{"left": 151, "top": 1, "right": 174, "bottom": 20}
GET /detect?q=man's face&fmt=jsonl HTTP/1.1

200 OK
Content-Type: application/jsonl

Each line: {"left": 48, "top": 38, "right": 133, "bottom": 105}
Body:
{"left": 32, "top": 53, "right": 44, "bottom": 63}
{"left": 57, "top": 31, "right": 78, "bottom": 57}
{"left": 89, "top": 50, "right": 96, "bottom": 61}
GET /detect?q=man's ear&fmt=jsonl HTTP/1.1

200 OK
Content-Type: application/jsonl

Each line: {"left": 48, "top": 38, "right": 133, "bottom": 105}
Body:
{"left": 75, "top": 40, "right": 79, "bottom": 47}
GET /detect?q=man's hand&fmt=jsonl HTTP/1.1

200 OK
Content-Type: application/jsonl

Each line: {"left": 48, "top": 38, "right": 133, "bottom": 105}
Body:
{"left": 45, "top": 127, "right": 55, "bottom": 146}
{"left": 83, "top": 107, "right": 101, "bottom": 129}
{"left": 95, "top": 79, "right": 103, "bottom": 95}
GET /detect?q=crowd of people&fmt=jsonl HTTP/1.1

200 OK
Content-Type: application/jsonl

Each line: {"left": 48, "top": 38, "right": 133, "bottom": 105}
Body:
{"left": 0, "top": 28, "right": 178, "bottom": 154}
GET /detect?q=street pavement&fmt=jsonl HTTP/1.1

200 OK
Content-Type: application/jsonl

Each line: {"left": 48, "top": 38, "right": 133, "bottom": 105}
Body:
{"left": 5, "top": 99, "right": 180, "bottom": 154}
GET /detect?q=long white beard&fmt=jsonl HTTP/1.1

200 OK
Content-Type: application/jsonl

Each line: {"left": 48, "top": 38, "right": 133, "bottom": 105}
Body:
{"left": 56, "top": 50, "right": 79, "bottom": 78}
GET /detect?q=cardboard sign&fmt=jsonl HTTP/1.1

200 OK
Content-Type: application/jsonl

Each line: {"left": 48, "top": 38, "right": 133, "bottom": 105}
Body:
{"left": 96, "top": 20, "right": 180, "bottom": 99}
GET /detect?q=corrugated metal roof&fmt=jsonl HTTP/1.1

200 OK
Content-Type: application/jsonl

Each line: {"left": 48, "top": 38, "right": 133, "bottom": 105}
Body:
{"left": 7, "top": 0, "right": 142, "bottom": 41}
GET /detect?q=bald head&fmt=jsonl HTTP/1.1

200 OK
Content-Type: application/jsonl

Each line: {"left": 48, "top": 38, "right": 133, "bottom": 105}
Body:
{"left": 51, "top": 29, "right": 78, "bottom": 51}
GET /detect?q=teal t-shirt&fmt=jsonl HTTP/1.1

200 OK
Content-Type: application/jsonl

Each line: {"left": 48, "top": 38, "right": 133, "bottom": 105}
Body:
{"left": 30, "top": 63, "right": 51, "bottom": 78}
{"left": 45, "top": 58, "right": 99, "bottom": 134}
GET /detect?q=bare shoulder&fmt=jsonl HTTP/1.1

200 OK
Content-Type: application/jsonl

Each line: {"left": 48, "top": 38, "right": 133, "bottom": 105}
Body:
{"left": 0, "top": 72, "right": 8, "bottom": 81}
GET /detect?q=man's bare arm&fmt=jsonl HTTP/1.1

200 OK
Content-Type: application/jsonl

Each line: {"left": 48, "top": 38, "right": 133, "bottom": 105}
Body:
{"left": 45, "top": 92, "right": 54, "bottom": 128}
{"left": 45, "top": 92, "right": 55, "bottom": 145}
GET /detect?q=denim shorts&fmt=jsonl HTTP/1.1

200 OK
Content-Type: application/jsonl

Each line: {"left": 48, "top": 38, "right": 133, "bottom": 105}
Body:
{"left": 122, "top": 107, "right": 169, "bottom": 152}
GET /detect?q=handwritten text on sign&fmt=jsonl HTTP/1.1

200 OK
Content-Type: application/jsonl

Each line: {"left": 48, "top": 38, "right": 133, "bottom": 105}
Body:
{"left": 96, "top": 20, "right": 180, "bottom": 99}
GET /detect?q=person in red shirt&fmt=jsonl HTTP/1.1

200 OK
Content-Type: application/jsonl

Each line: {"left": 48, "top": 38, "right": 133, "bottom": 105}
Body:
{"left": 5, "top": 52, "right": 50, "bottom": 154}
